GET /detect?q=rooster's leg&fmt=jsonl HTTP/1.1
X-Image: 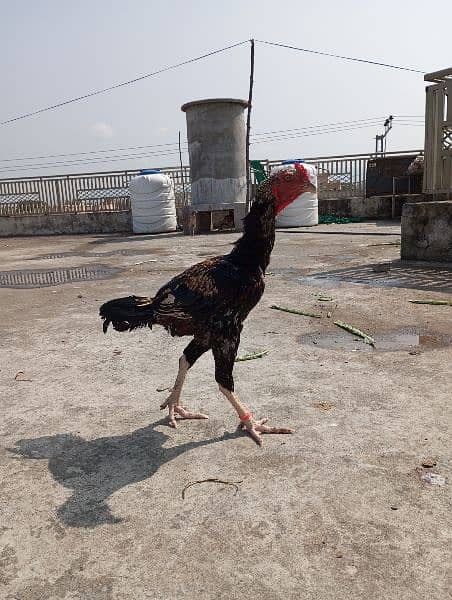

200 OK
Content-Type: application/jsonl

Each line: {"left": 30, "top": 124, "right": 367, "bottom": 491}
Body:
{"left": 160, "top": 339, "right": 210, "bottom": 428}
{"left": 212, "top": 336, "right": 294, "bottom": 446}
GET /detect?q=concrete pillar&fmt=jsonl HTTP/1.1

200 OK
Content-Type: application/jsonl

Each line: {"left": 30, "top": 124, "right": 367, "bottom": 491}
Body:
{"left": 181, "top": 98, "right": 248, "bottom": 229}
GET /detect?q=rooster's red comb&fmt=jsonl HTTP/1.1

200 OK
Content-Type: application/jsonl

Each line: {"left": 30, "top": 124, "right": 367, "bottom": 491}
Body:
{"left": 294, "top": 162, "right": 311, "bottom": 185}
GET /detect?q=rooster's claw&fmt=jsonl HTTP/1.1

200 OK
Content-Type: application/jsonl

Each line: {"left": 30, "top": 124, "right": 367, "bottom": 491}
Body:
{"left": 239, "top": 417, "right": 294, "bottom": 446}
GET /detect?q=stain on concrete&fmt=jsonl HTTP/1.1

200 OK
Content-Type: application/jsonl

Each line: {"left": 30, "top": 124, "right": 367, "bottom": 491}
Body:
{"left": 16, "top": 571, "right": 114, "bottom": 600}
{"left": 299, "top": 328, "right": 452, "bottom": 352}
{"left": 0, "top": 544, "right": 18, "bottom": 585}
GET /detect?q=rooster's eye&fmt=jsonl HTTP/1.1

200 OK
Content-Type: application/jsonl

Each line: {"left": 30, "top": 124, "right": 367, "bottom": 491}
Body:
{"left": 284, "top": 174, "right": 292, "bottom": 181}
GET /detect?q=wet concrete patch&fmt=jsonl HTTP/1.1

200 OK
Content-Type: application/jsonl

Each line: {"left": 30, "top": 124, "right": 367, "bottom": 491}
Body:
{"left": 299, "top": 328, "right": 452, "bottom": 352}
{"left": 0, "top": 265, "right": 122, "bottom": 288}
{"left": 303, "top": 261, "right": 452, "bottom": 293}
{"left": 267, "top": 266, "right": 309, "bottom": 277}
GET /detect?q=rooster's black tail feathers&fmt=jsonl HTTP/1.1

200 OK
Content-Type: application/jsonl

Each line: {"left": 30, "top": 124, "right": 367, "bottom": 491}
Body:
{"left": 99, "top": 295, "right": 155, "bottom": 333}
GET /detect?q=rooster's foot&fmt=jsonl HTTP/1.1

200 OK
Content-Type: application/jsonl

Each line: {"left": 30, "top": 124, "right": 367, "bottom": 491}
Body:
{"left": 239, "top": 417, "right": 294, "bottom": 446}
{"left": 160, "top": 397, "right": 209, "bottom": 429}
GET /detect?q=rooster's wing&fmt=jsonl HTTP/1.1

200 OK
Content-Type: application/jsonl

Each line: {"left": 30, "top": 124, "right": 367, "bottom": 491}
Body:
{"left": 152, "top": 256, "right": 264, "bottom": 334}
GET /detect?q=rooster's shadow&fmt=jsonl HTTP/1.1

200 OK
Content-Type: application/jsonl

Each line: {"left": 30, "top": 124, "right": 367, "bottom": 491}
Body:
{"left": 8, "top": 419, "right": 239, "bottom": 528}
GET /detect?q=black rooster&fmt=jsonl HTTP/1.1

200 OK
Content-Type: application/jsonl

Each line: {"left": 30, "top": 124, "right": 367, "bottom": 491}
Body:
{"left": 100, "top": 164, "right": 315, "bottom": 444}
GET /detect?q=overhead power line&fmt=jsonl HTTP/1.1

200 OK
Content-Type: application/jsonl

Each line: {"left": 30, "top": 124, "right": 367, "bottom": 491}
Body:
{"left": 0, "top": 122, "right": 425, "bottom": 173}
{"left": 1, "top": 116, "right": 422, "bottom": 163}
{"left": 0, "top": 146, "right": 188, "bottom": 171}
{"left": 0, "top": 116, "right": 425, "bottom": 174}
{"left": 253, "top": 117, "right": 386, "bottom": 137}
{"left": 252, "top": 123, "right": 393, "bottom": 144}
{"left": 0, "top": 40, "right": 248, "bottom": 127}
{"left": 0, "top": 141, "right": 182, "bottom": 163}
{"left": 0, "top": 36, "right": 426, "bottom": 130}
{"left": 253, "top": 116, "right": 424, "bottom": 143}
{"left": 0, "top": 149, "right": 188, "bottom": 174}
{"left": 0, "top": 126, "right": 424, "bottom": 174}
{"left": 252, "top": 123, "right": 425, "bottom": 145}
{"left": 255, "top": 40, "right": 425, "bottom": 73}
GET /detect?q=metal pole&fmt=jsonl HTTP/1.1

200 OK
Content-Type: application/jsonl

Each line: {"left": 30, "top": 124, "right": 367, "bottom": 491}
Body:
{"left": 178, "top": 130, "right": 187, "bottom": 207}
{"left": 245, "top": 39, "right": 255, "bottom": 214}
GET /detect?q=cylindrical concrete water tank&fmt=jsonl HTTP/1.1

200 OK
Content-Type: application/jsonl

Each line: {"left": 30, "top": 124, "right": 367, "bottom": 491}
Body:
{"left": 129, "top": 171, "right": 177, "bottom": 234}
{"left": 181, "top": 98, "right": 248, "bottom": 206}
{"left": 273, "top": 162, "right": 318, "bottom": 227}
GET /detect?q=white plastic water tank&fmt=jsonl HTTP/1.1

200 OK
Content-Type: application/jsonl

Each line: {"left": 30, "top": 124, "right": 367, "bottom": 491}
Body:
{"left": 273, "top": 163, "right": 318, "bottom": 227}
{"left": 129, "top": 171, "right": 177, "bottom": 234}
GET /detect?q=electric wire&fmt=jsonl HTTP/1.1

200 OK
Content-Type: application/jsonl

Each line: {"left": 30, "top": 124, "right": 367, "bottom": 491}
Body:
{"left": 0, "top": 40, "right": 249, "bottom": 126}
{"left": 0, "top": 141, "right": 182, "bottom": 163}
{"left": 0, "top": 117, "right": 425, "bottom": 174}
{"left": 1, "top": 116, "right": 423, "bottom": 164}
{"left": 1, "top": 38, "right": 426, "bottom": 129}
{"left": 0, "top": 149, "right": 189, "bottom": 174}
{"left": 0, "top": 120, "right": 425, "bottom": 174}
{"left": 255, "top": 40, "right": 425, "bottom": 73}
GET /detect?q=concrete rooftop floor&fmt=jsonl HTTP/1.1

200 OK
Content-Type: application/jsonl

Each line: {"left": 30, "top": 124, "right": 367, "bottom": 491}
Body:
{"left": 0, "top": 222, "right": 451, "bottom": 600}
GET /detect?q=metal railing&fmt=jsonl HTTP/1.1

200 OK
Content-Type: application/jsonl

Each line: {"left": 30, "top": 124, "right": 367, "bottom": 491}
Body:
{"left": 0, "top": 166, "right": 191, "bottom": 217}
{"left": 0, "top": 150, "right": 422, "bottom": 217}
{"left": 262, "top": 150, "right": 422, "bottom": 199}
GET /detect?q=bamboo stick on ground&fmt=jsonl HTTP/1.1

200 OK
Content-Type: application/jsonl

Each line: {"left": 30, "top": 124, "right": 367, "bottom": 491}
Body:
{"left": 235, "top": 350, "right": 269, "bottom": 362}
{"left": 409, "top": 299, "right": 452, "bottom": 306}
{"left": 270, "top": 305, "right": 322, "bottom": 318}
{"left": 333, "top": 320, "right": 375, "bottom": 347}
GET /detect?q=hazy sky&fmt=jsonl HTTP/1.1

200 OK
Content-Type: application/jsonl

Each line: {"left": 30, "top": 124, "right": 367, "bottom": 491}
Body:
{"left": 1, "top": 0, "right": 449, "bottom": 178}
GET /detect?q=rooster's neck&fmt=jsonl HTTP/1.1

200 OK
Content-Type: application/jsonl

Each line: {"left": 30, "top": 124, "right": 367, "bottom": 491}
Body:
{"left": 229, "top": 182, "right": 276, "bottom": 272}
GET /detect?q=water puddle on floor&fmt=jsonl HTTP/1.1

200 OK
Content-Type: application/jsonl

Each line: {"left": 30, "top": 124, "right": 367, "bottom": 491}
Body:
{"left": 0, "top": 265, "right": 122, "bottom": 288}
{"left": 298, "top": 329, "right": 451, "bottom": 352}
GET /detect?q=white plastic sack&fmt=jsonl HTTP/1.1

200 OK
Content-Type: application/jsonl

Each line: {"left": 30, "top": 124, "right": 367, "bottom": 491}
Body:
{"left": 273, "top": 163, "right": 318, "bottom": 227}
{"left": 129, "top": 173, "right": 177, "bottom": 234}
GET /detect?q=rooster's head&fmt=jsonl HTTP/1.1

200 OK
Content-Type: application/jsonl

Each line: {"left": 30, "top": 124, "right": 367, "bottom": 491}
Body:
{"left": 269, "top": 163, "right": 316, "bottom": 214}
